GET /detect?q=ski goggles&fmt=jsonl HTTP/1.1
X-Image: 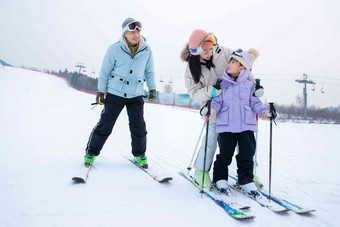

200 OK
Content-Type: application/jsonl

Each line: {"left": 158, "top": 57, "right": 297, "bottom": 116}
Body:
{"left": 189, "top": 34, "right": 216, "bottom": 54}
{"left": 232, "top": 49, "right": 253, "bottom": 71}
{"left": 122, "top": 21, "right": 142, "bottom": 33}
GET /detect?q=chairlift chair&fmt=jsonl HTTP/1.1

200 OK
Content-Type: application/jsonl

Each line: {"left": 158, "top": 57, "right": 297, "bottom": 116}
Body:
{"left": 321, "top": 84, "right": 325, "bottom": 94}
{"left": 312, "top": 84, "right": 316, "bottom": 91}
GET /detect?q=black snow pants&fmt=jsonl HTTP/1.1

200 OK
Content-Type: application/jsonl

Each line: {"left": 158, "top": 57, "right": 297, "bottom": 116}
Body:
{"left": 85, "top": 93, "right": 147, "bottom": 157}
{"left": 213, "top": 131, "right": 256, "bottom": 185}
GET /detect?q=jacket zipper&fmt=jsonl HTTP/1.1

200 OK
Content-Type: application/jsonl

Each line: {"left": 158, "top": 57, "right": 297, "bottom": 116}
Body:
{"left": 120, "top": 46, "right": 147, "bottom": 59}
{"left": 119, "top": 45, "right": 148, "bottom": 97}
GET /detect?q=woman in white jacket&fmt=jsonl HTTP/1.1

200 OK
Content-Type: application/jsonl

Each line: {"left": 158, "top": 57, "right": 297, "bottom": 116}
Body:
{"left": 181, "top": 29, "right": 262, "bottom": 188}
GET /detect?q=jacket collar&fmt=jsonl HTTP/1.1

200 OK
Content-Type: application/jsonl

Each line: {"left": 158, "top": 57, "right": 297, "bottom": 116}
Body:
{"left": 120, "top": 35, "right": 146, "bottom": 53}
{"left": 221, "top": 69, "right": 250, "bottom": 88}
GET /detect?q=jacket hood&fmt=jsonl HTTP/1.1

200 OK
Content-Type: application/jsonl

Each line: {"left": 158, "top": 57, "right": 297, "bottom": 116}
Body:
{"left": 181, "top": 43, "right": 190, "bottom": 62}
{"left": 119, "top": 35, "right": 147, "bottom": 51}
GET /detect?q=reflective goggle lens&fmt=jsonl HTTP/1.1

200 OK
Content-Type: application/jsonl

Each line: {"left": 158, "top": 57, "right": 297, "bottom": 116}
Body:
{"left": 189, "top": 34, "right": 216, "bottom": 54}
{"left": 233, "top": 48, "right": 243, "bottom": 57}
{"left": 200, "top": 35, "right": 216, "bottom": 51}
{"left": 128, "top": 21, "right": 142, "bottom": 31}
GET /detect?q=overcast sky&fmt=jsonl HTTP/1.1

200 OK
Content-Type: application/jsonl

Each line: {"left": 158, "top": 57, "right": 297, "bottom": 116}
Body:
{"left": 1, "top": 0, "right": 340, "bottom": 108}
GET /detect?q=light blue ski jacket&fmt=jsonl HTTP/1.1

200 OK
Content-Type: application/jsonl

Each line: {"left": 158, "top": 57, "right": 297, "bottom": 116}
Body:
{"left": 98, "top": 36, "right": 156, "bottom": 98}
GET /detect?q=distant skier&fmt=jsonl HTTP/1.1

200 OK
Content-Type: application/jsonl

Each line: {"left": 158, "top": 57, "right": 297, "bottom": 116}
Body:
{"left": 181, "top": 29, "right": 263, "bottom": 188}
{"left": 84, "top": 17, "right": 156, "bottom": 168}
{"left": 210, "top": 48, "right": 271, "bottom": 196}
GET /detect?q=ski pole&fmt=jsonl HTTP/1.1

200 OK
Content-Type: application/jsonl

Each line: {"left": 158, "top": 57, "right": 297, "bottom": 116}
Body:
{"left": 187, "top": 118, "right": 207, "bottom": 175}
{"left": 268, "top": 102, "right": 277, "bottom": 201}
{"left": 254, "top": 115, "right": 259, "bottom": 173}
{"left": 200, "top": 99, "right": 212, "bottom": 194}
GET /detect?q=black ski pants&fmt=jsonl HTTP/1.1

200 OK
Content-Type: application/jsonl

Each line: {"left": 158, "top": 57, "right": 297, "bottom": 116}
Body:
{"left": 86, "top": 93, "right": 147, "bottom": 157}
{"left": 213, "top": 131, "right": 256, "bottom": 185}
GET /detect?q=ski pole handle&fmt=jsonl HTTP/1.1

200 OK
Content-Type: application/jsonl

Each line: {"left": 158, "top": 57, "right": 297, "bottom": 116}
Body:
{"left": 269, "top": 103, "right": 277, "bottom": 119}
{"left": 200, "top": 99, "right": 212, "bottom": 117}
{"left": 269, "top": 102, "right": 277, "bottom": 126}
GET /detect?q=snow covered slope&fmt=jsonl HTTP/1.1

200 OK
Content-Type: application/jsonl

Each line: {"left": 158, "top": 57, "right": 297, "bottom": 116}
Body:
{"left": 0, "top": 66, "right": 339, "bottom": 226}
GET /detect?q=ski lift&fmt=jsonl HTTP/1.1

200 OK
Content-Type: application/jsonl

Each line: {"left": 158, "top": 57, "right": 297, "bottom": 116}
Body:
{"left": 321, "top": 84, "right": 325, "bottom": 94}
{"left": 311, "top": 84, "right": 315, "bottom": 91}
{"left": 160, "top": 76, "right": 164, "bottom": 83}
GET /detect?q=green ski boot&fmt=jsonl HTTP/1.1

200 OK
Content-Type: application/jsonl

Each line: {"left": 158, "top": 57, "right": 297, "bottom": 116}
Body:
{"left": 195, "top": 169, "right": 212, "bottom": 188}
{"left": 134, "top": 155, "right": 148, "bottom": 168}
{"left": 84, "top": 154, "right": 95, "bottom": 167}
{"left": 253, "top": 171, "right": 264, "bottom": 189}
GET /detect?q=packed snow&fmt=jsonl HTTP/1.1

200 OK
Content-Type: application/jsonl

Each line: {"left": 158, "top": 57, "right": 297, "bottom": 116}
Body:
{"left": 0, "top": 66, "right": 339, "bottom": 227}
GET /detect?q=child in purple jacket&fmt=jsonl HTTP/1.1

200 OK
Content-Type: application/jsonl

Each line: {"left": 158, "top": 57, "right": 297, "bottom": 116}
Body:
{"left": 210, "top": 48, "right": 271, "bottom": 196}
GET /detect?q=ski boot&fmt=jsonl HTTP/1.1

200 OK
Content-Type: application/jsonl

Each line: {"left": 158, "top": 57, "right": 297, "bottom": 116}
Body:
{"left": 134, "top": 155, "right": 148, "bottom": 168}
{"left": 84, "top": 154, "right": 95, "bottom": 167}
{"left": 215, "top": 179, "right": 231, "bottom": 196}
{"left": 239, "top": 182, "right": 261, "bottom": 198}
{"left": 253, "top": 172, "right": 264, "bottom": 189}
{"left": 195, "top": 169, "right": 212, "bottom": 189}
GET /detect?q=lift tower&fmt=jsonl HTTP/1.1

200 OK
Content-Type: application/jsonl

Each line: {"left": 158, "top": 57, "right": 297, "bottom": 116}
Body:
{"left": 295, "top": 74, "right": 315, "bottom": 120}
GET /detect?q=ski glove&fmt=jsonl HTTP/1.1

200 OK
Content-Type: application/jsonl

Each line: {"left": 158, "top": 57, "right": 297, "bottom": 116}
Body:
{"left": 208, "top": 86, "right": 221, "bottom": 98}
{"left": 147, "top": 89, "right": 157, "bottom": 101}
{"left": 96, "top": 91, "right": 105, "bottom": 105}
{"left": 213, "top": 79, "right": 223, "bottom": 90}
{"left": 253, "top": 79, "right": 264, "bottom": 98}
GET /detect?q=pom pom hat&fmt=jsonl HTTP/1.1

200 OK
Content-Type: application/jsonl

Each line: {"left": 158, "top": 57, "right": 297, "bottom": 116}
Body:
{"left": 231, "top": 48, "right": 259, "bottom": 71}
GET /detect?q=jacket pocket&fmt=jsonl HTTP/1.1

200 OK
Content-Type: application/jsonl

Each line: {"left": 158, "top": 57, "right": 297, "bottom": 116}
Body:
{"left": 216, "top": 106, "right": 229, "bottom": 126}
{"left": 135, "top": 77, "right": 145, "bottom": 95}
{"left": 244, "top": 105, "right": 257, "bottom": 125}
{"left": 108, "top": 75, "right": 125, "bottom": 91}
{"left": 124, "top": 77, "right": 145, "bottom": 95}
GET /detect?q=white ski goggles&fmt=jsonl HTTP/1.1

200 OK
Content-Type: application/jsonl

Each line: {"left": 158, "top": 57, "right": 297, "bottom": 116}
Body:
{"left": 122, "top": 21, "right": 142, "bottom": 33}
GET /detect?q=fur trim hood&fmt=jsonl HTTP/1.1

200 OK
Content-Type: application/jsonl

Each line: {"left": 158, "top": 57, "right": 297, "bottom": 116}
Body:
{"left": 180, "top": 43, "right": 190, "bottom": 62}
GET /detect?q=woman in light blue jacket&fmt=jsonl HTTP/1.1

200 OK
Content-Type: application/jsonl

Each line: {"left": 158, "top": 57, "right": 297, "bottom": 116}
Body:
{"left": 83, "top": 18, "right": 156, "bottom": 168}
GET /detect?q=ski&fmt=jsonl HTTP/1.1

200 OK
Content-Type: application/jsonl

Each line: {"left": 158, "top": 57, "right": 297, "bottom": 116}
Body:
{"left": 72, "top": 163, "right": 91, "bottom": 184}
{"left": 228, "top": 176, "right": 289, "bottom": 213}
{"left": 229, "top": 175, "right": 315, "bottom": 214}
{"left": 179, "top": 171, "right": 255, "bottom": 220}
{"left": 212, "top": 188, "right": 251, "bottom": 211}
{"left": 127, "top": 157, "right": 173, "bottom": 183}
{"left": 183, "top": 172, "right": 250, "bottom": 210}
{"left": 229, "top": 183, "right": 288, "bottom": 213}
{"left": 258, "top": 189, "right": 316, "bottom": 214}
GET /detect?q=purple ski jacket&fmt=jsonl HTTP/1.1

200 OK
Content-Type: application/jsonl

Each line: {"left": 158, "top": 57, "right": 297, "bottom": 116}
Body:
{"left": 211, "top": 69, "right": 268, "bottom": 133}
